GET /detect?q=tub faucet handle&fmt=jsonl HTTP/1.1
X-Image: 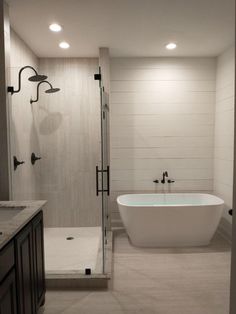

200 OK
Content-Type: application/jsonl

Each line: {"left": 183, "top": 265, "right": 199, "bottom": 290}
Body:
{"left": 153, "top": 179, "right": 159, "bottom": 183}
{"left": 161, "top": 171, "right": 169, "bottom": 184}
{"left": 167, "top": 179, "right": 175, "bottom": 183}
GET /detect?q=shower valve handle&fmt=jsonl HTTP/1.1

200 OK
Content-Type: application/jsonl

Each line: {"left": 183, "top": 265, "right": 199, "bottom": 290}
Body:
{"left": 167, "top": 179, "right": 175, "bottom": 183}
{"left": 13, "top": 156, "right": 25, "bottom": 170}
{"left": 31, "top": 153, "right": 42, "bottom": 165}
{"left": 153, "top": 179, "right": 159, "bottom": 183}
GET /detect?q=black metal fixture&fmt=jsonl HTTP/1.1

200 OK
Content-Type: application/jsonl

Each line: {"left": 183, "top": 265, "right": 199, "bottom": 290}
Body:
{"left": 30, "top": 80, "right": 60, "bottom": 104}
{"left": 8, "top": 66, "right": 48, "bottom": 95}
{"left": 153, "top": 179, "right": 159, "bottom": 183}
{"left": 94, "top": 67, "right": 102, "bottom": 89}
{"left": 96, "top": 165, "right": 110, "bottom": 196}
{"left": 229, "top": 209, "right": 233, "bottom": 216}
{"left": 13, "top": 156, "right": 25, "bottom": 170}
{"left": 85, "top": 268, "right": 91, "bottom": 275}
{"left": 94, "top": 71, "right": 102, "bottom": 81}
{"left": 167, "top": 179, "right": 175, "bottom": 183}
{"left": 161, "top": 171, "right": 168, "bottom": 184}
{"left": 31, "top": 153, "right": 42, "bottom": 165}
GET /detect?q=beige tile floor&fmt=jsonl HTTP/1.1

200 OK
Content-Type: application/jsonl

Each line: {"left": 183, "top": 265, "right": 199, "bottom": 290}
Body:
{"left": 42, "top": 230, "right": 231, "bottom": 314}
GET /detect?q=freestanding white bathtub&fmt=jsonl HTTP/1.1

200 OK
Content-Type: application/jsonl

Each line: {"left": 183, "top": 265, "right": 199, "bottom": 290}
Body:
{"left": 117, "top": 193, "right": 224, "bottom": 247}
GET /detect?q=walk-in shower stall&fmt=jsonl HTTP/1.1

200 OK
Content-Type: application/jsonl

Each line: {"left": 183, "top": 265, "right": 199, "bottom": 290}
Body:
{"left": 8, "top": 31, "right": 110, "bottom": 283}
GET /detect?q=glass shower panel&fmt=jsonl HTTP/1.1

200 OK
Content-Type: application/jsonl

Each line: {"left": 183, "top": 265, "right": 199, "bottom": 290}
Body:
{"left": 100, "top": 88, "right": 110, "bottom": 273}
{"left": 95, "top": 66, "right": 110, "bottom": 274}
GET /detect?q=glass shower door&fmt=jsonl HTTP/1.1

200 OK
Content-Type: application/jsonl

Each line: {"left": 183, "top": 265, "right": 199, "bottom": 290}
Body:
{"left": 95, "top": 68, "right": 110, "bottom": 274}
{"left": 101, "top": 88, "right": 110, "bottom": 235}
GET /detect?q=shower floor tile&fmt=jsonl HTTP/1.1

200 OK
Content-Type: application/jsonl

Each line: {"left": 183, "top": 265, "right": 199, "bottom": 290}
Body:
{"left": 44, "top": 227, "right": 102, "bottom": 274}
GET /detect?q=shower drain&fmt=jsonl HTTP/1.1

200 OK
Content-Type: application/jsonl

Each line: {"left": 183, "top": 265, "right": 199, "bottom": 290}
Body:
{"left": 66, "top": 236, "right": 74, "bottom": 240}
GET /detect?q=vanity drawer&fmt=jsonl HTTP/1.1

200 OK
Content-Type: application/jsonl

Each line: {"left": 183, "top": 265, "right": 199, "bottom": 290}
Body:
{"left": 0, "top": 241, "right": 15, "bottom": 282}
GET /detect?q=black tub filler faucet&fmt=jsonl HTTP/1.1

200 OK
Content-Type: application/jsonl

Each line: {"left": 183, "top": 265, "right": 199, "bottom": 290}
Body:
{"left": 161, "top": 171, "right": 168, "bottom": 184}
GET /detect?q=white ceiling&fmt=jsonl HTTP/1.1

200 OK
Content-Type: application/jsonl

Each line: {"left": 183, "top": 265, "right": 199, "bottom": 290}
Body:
{"left": 6, "top": 0, "right": 235, "bottom": 58}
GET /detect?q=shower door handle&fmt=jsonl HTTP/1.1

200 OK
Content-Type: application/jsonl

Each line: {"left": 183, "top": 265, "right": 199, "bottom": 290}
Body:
{"left": 107, "top": 166, "right": 110, "bottom": 196}
{"left": 95, "top": 165, "right": 110, "bottom": 196}
{"left": 96, "top": 166, "right": 102, "bottom": 196}
{"left": 106, "top": 166, "right": 110, "bottom": 196}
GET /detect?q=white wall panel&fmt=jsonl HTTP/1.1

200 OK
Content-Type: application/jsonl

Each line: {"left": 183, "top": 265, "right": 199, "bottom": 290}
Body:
{"left": 214, "top": 46, "right": 235, "bottom": 225}
{"left": 110, "top": 57, "right": 216, "bottom": 223}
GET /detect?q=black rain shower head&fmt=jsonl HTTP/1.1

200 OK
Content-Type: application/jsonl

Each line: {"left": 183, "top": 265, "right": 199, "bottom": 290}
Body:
{"left": 45, "top": 87, "right": 61, "bottom": 93}
{"left": 28, "top": 74, "right": 48, "bottom": 82}
{"left": 7, "top": 66, "right": 48, "bottom": 95}
{"left": 30, "top": 80, "right": 60, "bottom": 104}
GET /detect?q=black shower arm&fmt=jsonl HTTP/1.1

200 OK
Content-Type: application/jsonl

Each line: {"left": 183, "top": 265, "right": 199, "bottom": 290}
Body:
{"left": 9, "top": 66, "right": 38, "bottom": 94}
{"left": 30, "top": 80, "right": 53, "bottom": 104}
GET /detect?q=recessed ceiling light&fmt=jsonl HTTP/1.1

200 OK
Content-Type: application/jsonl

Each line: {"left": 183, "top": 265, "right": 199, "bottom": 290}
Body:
{"left": 166, "top": 42, "right": 177, "bottom": 50}
{"left": 59, "top": 41, "right": 70, "bottom": 49}
{"left": 49, "top": 23, "right": 62, "bottom": 32}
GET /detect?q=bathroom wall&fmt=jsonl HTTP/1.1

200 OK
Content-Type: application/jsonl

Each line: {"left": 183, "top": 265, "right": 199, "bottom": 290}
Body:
{"left": 214, "top": 46, "right": 235, "bottom": 231}
{"left": 10, "top": 29, "right": 41, "bottom": 200}
{"left": 9, "top": 32, "right": 234, "bottom": 231}
{"left": 0, "top": 2, "right": 11, "bottom": 200}
{"left": 37, "top": 58, "right": 101, "bottom": 227}
{"left": 9, "top": 31, "right": 102, "bottom": 227}
{"left": 110, "top": 58, "right": 216, "bottom": 222}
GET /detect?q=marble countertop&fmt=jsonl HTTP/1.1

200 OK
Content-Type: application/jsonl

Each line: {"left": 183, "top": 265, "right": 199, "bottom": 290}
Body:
{"left": 0, "top": 200, "right": 47, "bottom": 250}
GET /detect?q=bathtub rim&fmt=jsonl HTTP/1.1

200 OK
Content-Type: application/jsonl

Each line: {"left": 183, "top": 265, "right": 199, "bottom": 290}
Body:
{"left": 117, "top": 193, "right": 224, "bottom": 208}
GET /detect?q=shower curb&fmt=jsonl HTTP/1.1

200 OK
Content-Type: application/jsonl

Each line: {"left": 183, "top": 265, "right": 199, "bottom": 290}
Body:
{"left": 45, "top": 231, "right": 113, "bottom": 290}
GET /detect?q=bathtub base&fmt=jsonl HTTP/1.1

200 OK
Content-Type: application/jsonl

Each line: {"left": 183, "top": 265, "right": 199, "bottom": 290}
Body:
{"left": 128, "top": 236, "right": 211, "bottom": 248}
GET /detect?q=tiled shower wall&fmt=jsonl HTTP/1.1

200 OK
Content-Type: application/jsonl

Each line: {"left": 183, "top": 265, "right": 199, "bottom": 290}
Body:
{"left": 214, "top": 46, "right": 235, "bottom": 227}
{"left": 37, "top": 58, "right": 101, "bottom": 227}
{"left": 10, "top": 31, "right": 102, "bottom": 227}
{"left": 110, "top": 58, "right": 217, "bottom": 222}
{"left": 9, "top": 29, "right": 41, "bottom": 200}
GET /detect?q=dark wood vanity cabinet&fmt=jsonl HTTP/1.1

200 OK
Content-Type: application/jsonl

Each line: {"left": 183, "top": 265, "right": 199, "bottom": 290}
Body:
{"left": 0, "top": 269, "right": 17, "bottom": 314}
{"left": 0, "top": 211, "right": 45, "bottom": 314}
{"left": 15, "top": 220, "right": 36, "bottom": 314}
{"left": 0, "top": 241, "right": 17, "bottom": 314}
{"left": 32, "top": 212, "right": 46, "bottom": 311}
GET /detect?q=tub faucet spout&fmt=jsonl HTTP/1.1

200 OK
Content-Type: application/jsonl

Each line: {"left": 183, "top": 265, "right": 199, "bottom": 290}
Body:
{"left": 161, "top": 171, "right": 168, "bottom": 184}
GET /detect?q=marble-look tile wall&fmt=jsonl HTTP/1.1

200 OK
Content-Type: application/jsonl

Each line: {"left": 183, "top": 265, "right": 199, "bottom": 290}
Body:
{"left": 10, "top": 31, "right": 102, "bottom": 228}
{"left": 10, "top": 29, "right": 41, "bottom": 200}
{"left": 37, "top": 58, "right": 101, "bottom": 227}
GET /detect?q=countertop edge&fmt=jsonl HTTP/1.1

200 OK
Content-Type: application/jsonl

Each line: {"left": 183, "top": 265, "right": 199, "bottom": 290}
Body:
{"left": 0, "top": 200, "right": 47, "bottom": 250}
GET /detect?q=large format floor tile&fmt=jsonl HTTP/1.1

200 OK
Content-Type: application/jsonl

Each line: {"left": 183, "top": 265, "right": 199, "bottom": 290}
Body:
{"left": 42, "top": 231, "right": 231, "bottom": 314}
